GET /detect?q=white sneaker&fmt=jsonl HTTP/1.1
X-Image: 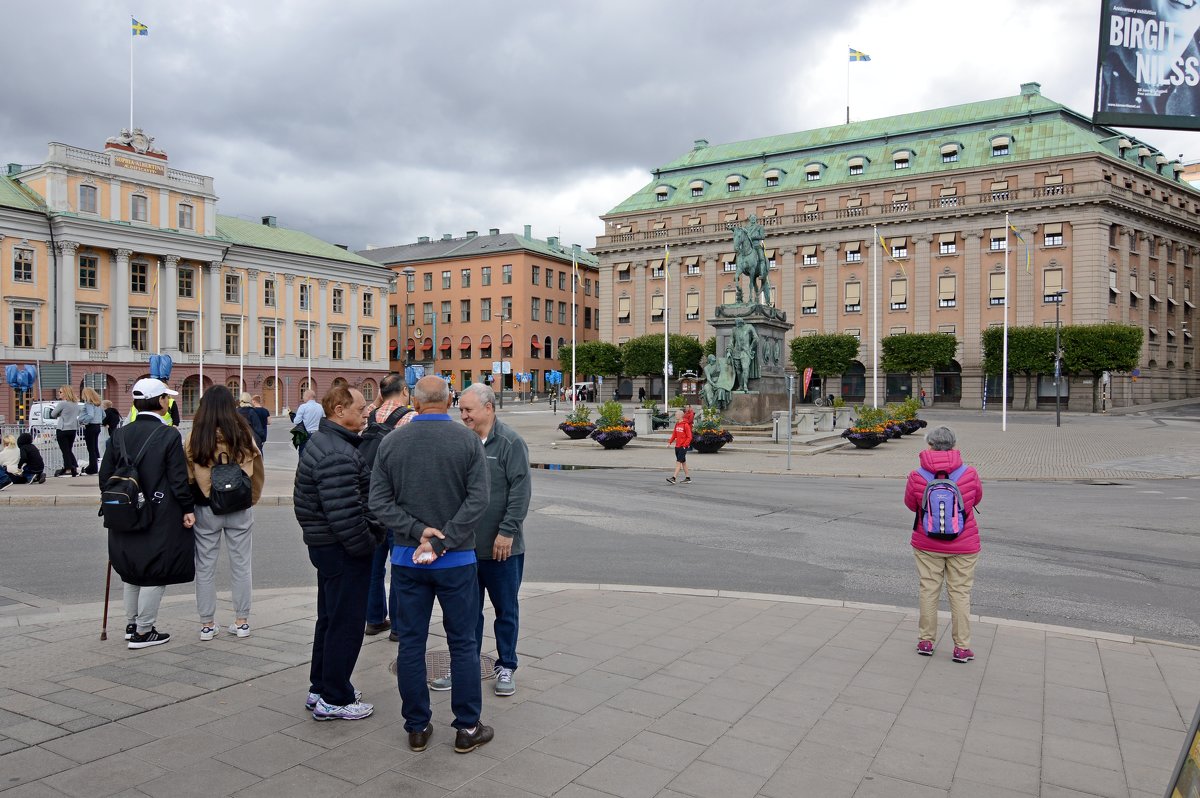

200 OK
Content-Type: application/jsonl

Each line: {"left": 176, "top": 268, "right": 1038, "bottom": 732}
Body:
{"left": 228, "top": 623, "right": 250, "bottom": 638}
{"left": 312, "top": 698, "right": 374, "bottom": 721}
{"left": 199, "top": 624, "right": 220, "bottom": 641}
{"left": 306, "top": 689, "right": 361, "bottom": 711}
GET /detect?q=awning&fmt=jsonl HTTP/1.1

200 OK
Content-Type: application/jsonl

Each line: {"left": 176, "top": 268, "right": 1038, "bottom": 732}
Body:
{"left": 889, "top": 236, "right": 908, "bottom": 248}
{"left": 1118, "top": 138, "right": 1133, "bottom": 150}
{"left": 801, "top": 284, "right": 818, "bottom": 306}
{"left": 422, "top": 338, "right": 433, "bottom": 350}
{"left": 530, "top": 337, "right": 542, "bottom": 349}
{"left": 1044, "top": 174, "right": 1064, "bottom": 185}
{"left": 939, "top": 187, "right": 958, "bottom": 196}
{"left": 687, "top": 217, "right": 701, "bottom": 226}
{"left": 890, "top": 280, "right": 908, "bottom": 303}
{"left": 440, "top": 337, "right": 452, "bottom": 351}
{"left": 803, "top": 203, "right": 818, "bottom": 213}
{"left": 459, "top": 337, "right": 471, "bottom": 350}
{"left": 844, "top": 241, "right": 861, "bottom": 252}
{"left": 847, "top": 156, "right": 865, "bottom": 168}
{"left": 501, "top": 334, "right": 513, "bottom": 347}
{"left": 1186, "top": 300, "right": 1197, "bottom": 309}
{"left": 845, "top": 283, "right": 862, "bottom": 303}
{"left": 682, "top": 256, "right": 699, "bottom": 266}
{"left": 389, "top": 339, "right": 398, "bottom": 349}
{"left": 805, "top": 164, "right": 821, "bottom": 175}
{"left": 763, "top": 168, "right": 781, "bottom": 179}
{"left": 938, "top": 277, "right": 956, "bottom": 300}
{"left": 846, "top": 198, "right": 863, "bottom": 208}
{"left": 724, "top": 211, "right": 740, "bottom": 222}
{"left": 1168, "top": 296, "right": 1179, "bottom": 306}
{"left": 652, "top": 221, "right": 666, "bottom": 230}
{"left": 1044, "top": 223, "right": 1063, "bottom": 235}
{"left": 940, "top": 143, "right": 959, "bottom": 155}
{"left": 1131, "top": 291, "right": 1144, "bottom": 300}
{"left": 479, "top": 335, "right": 492, "bottom": 348}
{"left": 726, "top": 175, "right": 742, "bottom": 185}
{"left": 991, "top": 228, "right": 1008, "bottom": 239}
{"left": 720, "top": 253, "right": 734, "bottom": 263}
{"left": 689, "top": 180, "right": 705, "bottom": 190}
{"left": 991, "top": 181, "right": 1009, "bottom": 191}
{"left": 685, "top": 293, "right": 700, "bottom": 312}
{"left": 891, "top": 192, "right": 908, "bottom": 202}
{"left": 1167, "top": 329, "right": 1177, "bottom": 338}
{"left": 1149, "top": 294, "right": 1162, "bottom": 303}
{"left": 763, "top": 248, "right": 776, "bottom": 260}
{"left": 407, "top": 339, "right": 416, "bottom": 351}
{"left": 1138, "top": 147, "right": 1152, "bottom": 158}
{"left": 892, "top": 151, "right": 909, "bottom": 162}
{"left": 649, "top": 259, "right": 664, "bottom": 269}
{"left": 939, "top": 232, "right": 956, "bottom": 243}
{"left": 993, "top": 135, "right": 1011, "bottom": 148}
{"left": 801, "top": 245, "right": 818, "bottom": 257}
{"left": 1149, "top": 326, "right": 1159, "bottom": 335}
{"left": 654, "top": 185, "right": 670, "bottom": 195}
{"left": 762, "top": 207, "right": 778, "bottom": 217}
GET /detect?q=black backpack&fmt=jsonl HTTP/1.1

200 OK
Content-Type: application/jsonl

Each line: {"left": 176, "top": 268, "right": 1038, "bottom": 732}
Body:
{"left": 99, "top": 427, "right": 163, "bottom": 532}
{"left": 209, "top": 452, "right": 254, "bottom": 515}
{"left": 359, "top": 406, "right": 409, "bottom": 470}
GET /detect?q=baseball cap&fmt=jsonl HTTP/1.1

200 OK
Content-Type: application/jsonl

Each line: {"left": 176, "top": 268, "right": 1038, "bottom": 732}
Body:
{"left": 131, "top": 378, "right": 178, "bottom": 399}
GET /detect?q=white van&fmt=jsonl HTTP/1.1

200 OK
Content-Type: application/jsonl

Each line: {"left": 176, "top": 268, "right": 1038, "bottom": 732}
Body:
{"left": 565, "top": 382, "right": 594, "bottom": 402}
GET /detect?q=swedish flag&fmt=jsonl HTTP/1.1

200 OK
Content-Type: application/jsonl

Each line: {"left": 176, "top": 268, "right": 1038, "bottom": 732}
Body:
{"left": 849, "top": 47, "right": 870, "bottom": 62}
{"left": 132, "top": 18, "right": 148, "bottom": 36}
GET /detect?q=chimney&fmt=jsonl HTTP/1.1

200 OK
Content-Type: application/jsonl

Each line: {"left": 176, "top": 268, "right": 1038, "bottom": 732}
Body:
{"left": 418, "top": 236, "right": 429, "bottom": 243}
{"left": 547, "top": 236, "right": 559, "bottom": 248}
{"left": 1020, "top": 82, "right": 1041, "bottom": 96}
{"left": 334, "top": 244, "right": 348, "bottom": 250}
{"left": 693, "top": 139, "right": 709, "bottom": 151}
{"left": 572, "top": 243, "right": 581, "bottom": 256}
{"left": 442, "top": 233, "right": 452, "bottom": 240}
{"left": 466, "top": 230, "right": 478, "bottom": 238}
{"left": 489, "top": 228, "right": 500, "bottom": 236}
{"left": 261, "top": 215, "right": 277, "bottom": 227}
{"left": 523, "top": 224, "right": 531, "bottom": 239}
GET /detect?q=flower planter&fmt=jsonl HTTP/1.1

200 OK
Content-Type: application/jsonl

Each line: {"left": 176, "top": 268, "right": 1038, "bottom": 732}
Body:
{"left": 848, "top": 435, "right": 886, "bottom": 449}
{"left": 598, "top": 436, "right": 632, "bottom": 450}
{"left": 559, "top": 425, "right": 595, "bottom": 440}
{"left": 590, "top": 428, "right": 636, "bottom": 450}
{"left": 692, "top": 439, "right": 727, "bottom": 454}
{"left": 900, "top": 419, "right": 924, "bottom": 435}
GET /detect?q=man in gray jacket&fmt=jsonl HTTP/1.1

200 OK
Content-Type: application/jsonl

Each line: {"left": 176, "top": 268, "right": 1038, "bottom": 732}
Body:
{"left": 368, "top": 376, "right": 492, "bottom": 754}
{"left": 431, "top": 383, "right": 530, "bottom": 697}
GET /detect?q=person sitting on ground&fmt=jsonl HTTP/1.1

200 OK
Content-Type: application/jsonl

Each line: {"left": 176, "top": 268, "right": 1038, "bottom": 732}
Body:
{"left": 16, "top": 432, "right": 46, "bottom": 484}
{"left": 903, "top": 425, "right": 982, "bottom": 664}
{"left": 0, "top": 435, "right": 19, "bottom": 489}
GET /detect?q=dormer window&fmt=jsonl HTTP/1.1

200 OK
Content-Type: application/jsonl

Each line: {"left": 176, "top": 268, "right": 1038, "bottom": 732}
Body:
{"left": 654, "top": 185, "right": 671, "bottom": 202}
{"left": 689, "top": 179, "right": 706, "bottom": 197}
{"left": 991, "top": 135, "right": 1011, "bottom": 157}
{"left": 805, "top": 163, "right": 822, "bottom": 182}
{"left": 892, "top": 151, "right": 911, "bottom": 170}
{"left": 940, "top": 143, "right": 960, "bottom": 163}
{"left": 726, "top": 175, "right": 743, "bottom": 192}
{"left": 847, "top": 156, "right": 866, "bottom": 176}
{"left": 763, "top": 168, "right": 782, "bottom": 187}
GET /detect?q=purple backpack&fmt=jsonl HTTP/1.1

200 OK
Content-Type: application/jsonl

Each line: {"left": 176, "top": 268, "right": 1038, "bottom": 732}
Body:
{"left": 915, "top": 465, "right": 968, "bottom": 540}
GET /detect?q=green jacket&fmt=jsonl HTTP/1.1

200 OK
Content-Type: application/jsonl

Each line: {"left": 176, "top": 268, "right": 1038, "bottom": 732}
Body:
{"left": 475, "top": 418, "right": 531, "bottom": 560}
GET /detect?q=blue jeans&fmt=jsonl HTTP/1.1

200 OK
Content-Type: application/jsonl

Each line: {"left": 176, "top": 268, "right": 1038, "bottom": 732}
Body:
{"left": 307, "top": 544, "right": 372, "bottom": 707}
{"left": 476, "top": 554, "right": 523, "bottom": 671}
{"left": 391, "top": 562, "right": 481, "bottom": 732}
{"left": 0, "top": 469, "right": 11, "bottom": 488}
{"left": 366, "top": 529, "right": 395, "bottom": 629}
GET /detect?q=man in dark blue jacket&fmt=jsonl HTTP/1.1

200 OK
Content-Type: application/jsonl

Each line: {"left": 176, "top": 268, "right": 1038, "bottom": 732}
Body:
{"left": 294, "top": 385, "right": 383, "bottom": 722}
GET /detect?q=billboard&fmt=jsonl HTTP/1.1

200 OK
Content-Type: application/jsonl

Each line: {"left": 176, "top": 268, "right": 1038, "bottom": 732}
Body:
{"left": 1093, "top": 0, "right": 1200, "bottom": 131}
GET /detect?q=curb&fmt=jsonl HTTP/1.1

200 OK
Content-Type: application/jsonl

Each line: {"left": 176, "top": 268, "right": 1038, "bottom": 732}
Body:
{"left": 0, "top": 494, "right": 296, "bottom": 507}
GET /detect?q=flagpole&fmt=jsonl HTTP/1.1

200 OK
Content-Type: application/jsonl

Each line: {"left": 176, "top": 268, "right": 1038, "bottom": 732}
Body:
{"left": 129, "top": 21, "right": 134, "bottom": 132}
{"left": 273, "top": 272, "right": 279, "bottom": 417}
{"left": 663, "top": 244, "right": 670, "bottom": 408}
{"left": 306, "top": 279, "right": 312, "bottom": 386}
{"left": 570, "top": 251, "right": 577, "bottom": 412}
{"left": 238, "top": 268, "right": 245, "bottom": 392}
{"left": 872, "top": 224, "right": 879, "bottom": 408}
{"left": 198, "top": 262, "right": 204, "bottom": 399}
{"left": 1002, "top": 211, "right": 1010, "bottom": 432}
{"left": 846, "top": 44, "right": 851, "bottom": 124}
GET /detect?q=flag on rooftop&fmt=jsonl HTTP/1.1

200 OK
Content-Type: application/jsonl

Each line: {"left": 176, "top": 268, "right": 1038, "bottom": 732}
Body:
{"left": 849, "top": 47, "right": 870, "bottom": 62}
{"left": 131, "top": 18, "right": 148, "bottom": 36}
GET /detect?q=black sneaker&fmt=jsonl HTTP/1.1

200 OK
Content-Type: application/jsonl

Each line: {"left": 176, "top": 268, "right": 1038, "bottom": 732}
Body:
{"left": 682, "top": 477, "right": 691, "bottom": 484}
{"left": 124, "top": 623, "right": 136, "bottom": 641}
{"left": 454, "top": 723, "right": 494, "bottom": 753}
{"left": 128, "top": 628, "right": 170, "bottom": 649}
{"left": 666, "top": 476, "right": 676, "bottom": 484}
{"left": 36, "top": 473, "right": 47, "bottom": 484}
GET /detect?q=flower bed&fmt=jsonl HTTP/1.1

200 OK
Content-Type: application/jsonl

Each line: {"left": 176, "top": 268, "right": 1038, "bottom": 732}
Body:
{"left": 691, "top": 407, "right": 734, "bottom": 453}
{"left": 558, "top": 406, "right": 596, "bottom": 440}
{"left": 589, "top": 400, "right": 637, "bottom": 450}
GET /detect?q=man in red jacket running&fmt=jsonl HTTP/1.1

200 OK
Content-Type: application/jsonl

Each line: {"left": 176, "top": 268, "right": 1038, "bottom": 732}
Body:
{"left": 666, "top": 409, "right": 692, "bottom": 484}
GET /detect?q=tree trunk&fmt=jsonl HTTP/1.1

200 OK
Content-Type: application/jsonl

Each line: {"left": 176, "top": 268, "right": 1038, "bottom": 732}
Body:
{"left": 1023, "top": 373, "right": 1034, "bottom": 411}
{"left": 1091, "top": 373, "right": 1100, "bottom": 413}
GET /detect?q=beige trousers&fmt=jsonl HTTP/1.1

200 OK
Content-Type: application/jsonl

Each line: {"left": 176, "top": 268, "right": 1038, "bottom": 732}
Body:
{"left": 913, "top": 549, "right": 978, "bottom": 648}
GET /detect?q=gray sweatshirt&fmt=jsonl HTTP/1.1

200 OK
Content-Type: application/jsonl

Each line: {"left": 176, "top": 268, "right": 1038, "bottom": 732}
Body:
{"left": 474, "top": 419, "right": 531, "bottom": 560}
{"left": 50, "top": 400, "right": 81, "bottom": 431}
{"left": 368, "top": 415, "right": 490, "bottom": 556}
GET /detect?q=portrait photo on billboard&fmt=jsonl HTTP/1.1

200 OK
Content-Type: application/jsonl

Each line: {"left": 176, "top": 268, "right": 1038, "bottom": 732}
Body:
{"left": 1093, "top": 0, "right": 1200, "bottom": 131}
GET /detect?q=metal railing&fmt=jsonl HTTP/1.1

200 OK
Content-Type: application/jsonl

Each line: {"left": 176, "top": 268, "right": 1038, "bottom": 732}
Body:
{"left": 0, "top": 421, "right": 192, "bottom": 474}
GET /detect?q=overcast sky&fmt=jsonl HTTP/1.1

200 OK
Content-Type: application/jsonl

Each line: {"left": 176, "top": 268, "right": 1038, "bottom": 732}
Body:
{"left": 3, "top": 1, "right": 1193, "bottom": 253}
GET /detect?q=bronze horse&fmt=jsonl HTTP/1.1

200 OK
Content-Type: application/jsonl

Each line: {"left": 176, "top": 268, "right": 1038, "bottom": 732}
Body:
{"left": 732, "top": 216, "right": 771, "bottom": 305}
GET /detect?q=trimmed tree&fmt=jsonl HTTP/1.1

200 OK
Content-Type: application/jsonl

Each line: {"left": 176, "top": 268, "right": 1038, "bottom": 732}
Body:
{"left": 980, "top": 326, "right": 1056, "bottom": 410}
{"left": 789, "top": 333, "right": 860, "bottom": 399}
{"left": 880, "top": 333, "right": 958, "bottom": 400}
{"left": 702, "top": 336, "right": 717, "bottom": 358}
{"left": 559, "top": 340, "right": 622, "bottom": 393}
{"left": 1061, "top": 323, "right": 1142, "bottom": 412}
{"left": 620, "top": 334, "right": 704, "bottom": 382}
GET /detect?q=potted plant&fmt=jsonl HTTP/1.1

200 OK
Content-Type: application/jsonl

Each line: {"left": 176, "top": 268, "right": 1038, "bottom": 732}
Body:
{"left": 590, "top": 400, "right": 637, "bottom": 450}
{"left": 558, "top": 405, "right": 595, "bottom": 440}
{"left": 692, "top": 406, "right": 734, "bottom": 453}
{"left": 894, "top": 396, "right": 927, "bottom": 435}
{"left": 842, "top": 406, "right": 890, "bottom": 449}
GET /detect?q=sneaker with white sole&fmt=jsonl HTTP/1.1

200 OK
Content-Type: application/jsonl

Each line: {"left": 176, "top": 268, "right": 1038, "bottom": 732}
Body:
{"left": 494, "top": 667, "right": 515, "bottom": 696}
{"left": 227, "top": 623, "right": 250, "bottom": 638}
{"left": 429, "top": 672, "right": 452, "bottom": 691}
{"left": 305, "top": 690, "right": 361, "bottom": 711}
{"left": 128, "top": 628, "right": 170, "bottom": 649}
{"left": 199, "top": 624, "right": 220, "bottom": 641}
{"left": 312, "top": 698, "right": 374, "bottom": 721}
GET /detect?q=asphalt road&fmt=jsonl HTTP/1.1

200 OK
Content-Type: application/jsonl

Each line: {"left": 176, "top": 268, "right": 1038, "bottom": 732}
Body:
{"left": 3, "top": 470, "right": 1198, "bottom": 644}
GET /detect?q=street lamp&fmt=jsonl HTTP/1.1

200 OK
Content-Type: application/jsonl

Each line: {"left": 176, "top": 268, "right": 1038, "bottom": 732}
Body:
{"left": 1053, "top": 289, "right": 1069, "bottom": 428}
{"left": 401, "top": 267, "right": 415, "bottom": 370}
{"left": 498, "top": 312, "right": 519, "bottom": 409}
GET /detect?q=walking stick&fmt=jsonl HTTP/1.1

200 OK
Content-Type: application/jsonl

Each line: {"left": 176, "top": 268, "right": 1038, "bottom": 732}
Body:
{"left": 100, "top": 560, "right": 112, "bottom": 640}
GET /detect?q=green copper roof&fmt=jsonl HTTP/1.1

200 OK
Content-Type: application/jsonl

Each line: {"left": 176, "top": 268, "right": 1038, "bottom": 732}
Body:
{"left": 216, "top": 215, "right": 382, "bottom": 267}
{"left": 608, "top": 85, "right": 1189, "bottom": 215}
{"left": 0, "top": 174, "right": 47, "bottom": 212}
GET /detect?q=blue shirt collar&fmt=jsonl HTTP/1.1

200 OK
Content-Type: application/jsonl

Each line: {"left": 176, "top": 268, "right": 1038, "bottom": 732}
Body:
{"left": 412, "top": 413, "right": 452, "bottom": 421}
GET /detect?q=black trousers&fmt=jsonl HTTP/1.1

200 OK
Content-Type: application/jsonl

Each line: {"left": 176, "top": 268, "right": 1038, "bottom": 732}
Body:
{"left": 83, "top": 424, "right": 102, "bottom": 473}
{"left": 307, "top": 544, "right": 371, "bottom": 707}
{"left": 56, "top": 430, "right": 78, "bottom": 473}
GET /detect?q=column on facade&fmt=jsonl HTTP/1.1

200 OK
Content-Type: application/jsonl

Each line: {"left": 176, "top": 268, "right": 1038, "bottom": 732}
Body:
{"left": 348, "top": 284, "right": 360, "bottom": 363}
{"left": 913, "top": 234, "right": 932, "bottom": 333}
{"left": 162, "top": 255, "right": 179, "bottom": 351}
{"left": 56, "top": 240, "right": 79, "bottom": 349}
{"left": 1013, "top": 226, "right": 1037, "bottom": 327}
{"left": 1114, "top": 225, "right": 1130, "bottom": 325}
{"left": 821, "top": 243, "right": 840, "bottom": 333}
{"left": 283, "top": 274, "right": 296, "bottom": 357}
{"left": 204, "top": 262, "right": 221, "bottom": 354}
{"left": 317, "top": 279, "right": 329, "bottom": 364}
{"left": 632, "top": 262, "right": 647, "bottom": 337}
{"left": 158, "top": 189, "right": 170, "bottom": 228}
{"left": 108, "top": 179, "right": 121, "bottom": 222}
{"left": 113, "top": 249, "right": 132, "bottom": 349}
{"left": 246, "top": 270, "right": 260, "bottom": 355}
{"left": 961, "top": 231, "right": 985, "bottom": 408}
{"left": 778, "top": 246, "right": 797, "bottom": 320}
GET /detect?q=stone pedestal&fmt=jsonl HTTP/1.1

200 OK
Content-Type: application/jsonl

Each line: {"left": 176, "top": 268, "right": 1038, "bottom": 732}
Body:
{"left": 632, "top": 407, "right": 652, "bottom": 436}
{"left": 707, "top": 303, "right": 793, "bottom": 424}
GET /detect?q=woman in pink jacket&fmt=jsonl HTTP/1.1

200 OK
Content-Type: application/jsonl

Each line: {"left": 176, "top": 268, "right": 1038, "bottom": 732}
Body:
{"left": 903, "top": 426, "right": 982, "bottom": 663}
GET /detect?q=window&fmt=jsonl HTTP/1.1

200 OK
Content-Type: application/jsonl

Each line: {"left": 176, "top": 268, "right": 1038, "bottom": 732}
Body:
{"left": 802, "top": 245, "right": 818, "bottom": 266}
{"left": 801, "top": 284, "right": 818, "bottom": 315}
{"left": 79, "top": 255, "right": 98, "bottom": 289}
{"left": 686, "top": 216, "right": 702, "bottom": 228}
{"left": 405, "top": 272, "right": 416, "bottom": 292}
{"left": 531, "top": 296, "right": 540, "bottom": 321}
{"left": 1149, "top": 275, "right": 1159, "bottom": 307}
{"left": 332, "top": 287, "right": 344, "bottom": 313}
{"left": 224, "top": 322, "right": 240, "bottom": 355}
{"left": 14, "top": 249, "right": 33, "bottom": 282}
{"left": 586, "top": 278, "right": 593, "bottom": 295}
{"left": 362, "top": 291, "right": 373, "bottom": 317}
{"left": 584, "top": 306, "right": 593, "bottom": 328}
{"left": 501, "top": 296, "right": 512, "bottom": 321}
{"left": 131, "top": 261, "right": 148, "bottom": 293}
{"left": 1043, "top": 174, "right": 1065, "bottom": 195}
{"left": 690, "top": 179, "right": 705, "bottom": 197}
{"left": 1044, "top": 269, "right": 1064, "bottom": 303}
{"left": 502, "top": 264, "right": 512, "bottom": 284}
{"left": 723, "top": 211, "right": 740, "bottom": 225}
{"left": 686, "top": 292, "right": 700, "bottom": 320}
{"left": 991, "top": 136, "right": 1011, "bottom": 156}
{"left": 442, "top": 271, "right": 451, "bottom": 289}
{"left": 656, "top": 187, "right": 669, "bottom": 201}
{"left": 618, "top": 296, "right": 631, "bottom": 323}
{"left": 481, "top": 266, "right": 491, "bottom": 286}
{"left": 178, "top": 319, "right": 194, "bottom": 353}
{"left": 802, "top": 202, "right": 819, "bottom": 221}
{"left": 989, "top": 228, "right": 1008, "bottom": 251}
{"left": 890, "top": 279, "right": 908, "bottom": 310}
{"left": 225, "top": 273, "right": 242, "bottom": 303}
{"left": 893, "top": 152, "right": 910, "bottom": 170}
{"left": 80, "top": 184, "right": 98, "bottom": 213}
{"left": 845, "top": 242, "right": 862, "bottom": 263}
{"left": 545, "top": 298, "right": 553, "bottom": 320}
{"left": 891, "top": 192, "right": 909, "bottom": 212}
{"left": 723, "top": 254, "right": 737, "bottom": 272}
{"left": 941, "top": 143, "right": 959, "bottom": 163}
{"left": 131, "top": 194, "right": 148, "bottom": 222}
{"left": 263, "top": 325, "right": 276, "bottom": 357}
{"left": 989, "top": 273, "right": 1006, "bottom": 306}
{"left": 79, "top": 313, "right": 99, "bottom": 350}
{"left": 177, "top": 203, "right": 194, "bottom": 230}
{"left": 264, "top": 278, "right": 276, "bottom": 307}
{"left": 559, "top": 271, "right": 566, "bottom": 291}
{"left": 889, "top": 237, "right": 908, "bottom": 259}
{"left": 727, "top": 175, "right": 742, "bottom": 192}
{"left": 937, "top": 324, "right": 957, "bottom": 336}
{"left": 299, "top": 282, "right": 311, "bottom": 310}
{"left": 461, "top": 299, "right": 471, "bottom": 322}
{"left": 299, "top": 328, "right": 310, "bottom": 359}
{"left": 362, "top": 333, "right": 374, "bottom": 361}
{"left": 1044, "top": 223, "right": 1064, "bottom": 247}
{"left": 13, "top": 309, "right": 34, "bottom": 347}
{"left": 805, "top": 164, "right": 821, "bottom": 182}
{"left": 178, "top": 267, "right": 194, "bottom": 298}
{"left": 686, "top": 257, "right": 701, "bottom": 275}
{"left": 990, "top": 181, "right": 1010, "bottom": 201}
{"left": 1109, "top": 270, "right": 1119, "bottom": 304}
{"left": 848, "top": 156, "right": 865, "bottom": 176}
{"left": 546, "top": 268, "right": 554, "bottom": 288}
{"left": 441, "top": 300, "right": 451, "bottom": 323}
{"left": 938, "top": 275, "right": 957, "bottom": 308}
{"left": 617, "top": 263, "right": 631, "bottom": 282}
{"left": 765, "top": 169, "right": 781, "bottom": 187}
{"left": 938, "top": 233, "right": 957, "bottom": 255}
{"left": 939, "top": 187, "right": 959, "bottom": 208}
{"left": 651, "top": 259, "right": 665, "bottom": 279}
{"left": 422, "top": 302, "right": 434, "bottom": 324}
{"left": 405, "top": 303, "right": 415, "bottom": 325}
{"left": 481, "top": 297, "right": 492, "bottom": 321}
{"left": 559, "top": 301, "right": 567, "bottom": 324}
{"left": 845, "top": 197, "right": 864, "bottom": 217}
{"left": 131, "top": 317, "right": 149, "bottom": 351}
{"left": 651, "top": 294, "right": 665, "bottom": 322}
{"left": 461, "top": 268, "right": 471, "bottom": 288}
{"left": 331, "top": 330, "right": 344, "bottom": 360}
{"left": 1131, "top": 272, "right": 1142, "bottom": 306}
{"left": 844, "top": 282, "right": 862, "bottom": 312}
{"left": 423, "top": 272, "right": 433, "bottom": 291}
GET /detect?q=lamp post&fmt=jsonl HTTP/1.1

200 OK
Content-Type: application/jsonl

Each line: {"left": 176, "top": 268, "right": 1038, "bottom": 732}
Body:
{"left": 1053, "top": 289, "right": 1069, "bottom": 428}
{"left": 401, "top": 267, "right": 415, "bottom": 372}
{"left": 498, "top": 312, "right": 518, "bottom": 409}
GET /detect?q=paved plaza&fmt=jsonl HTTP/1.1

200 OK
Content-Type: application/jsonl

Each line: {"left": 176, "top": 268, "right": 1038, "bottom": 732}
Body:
{"left": 0, "top": 403, "right": 1198, "bottom": 796}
